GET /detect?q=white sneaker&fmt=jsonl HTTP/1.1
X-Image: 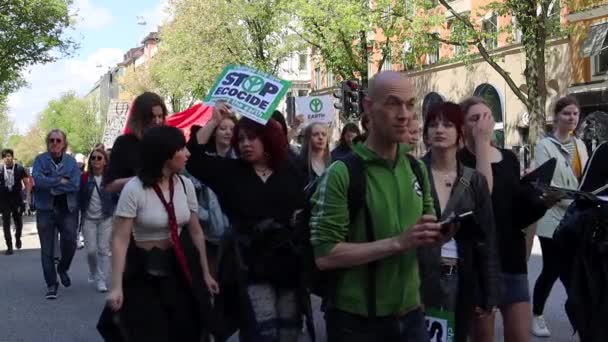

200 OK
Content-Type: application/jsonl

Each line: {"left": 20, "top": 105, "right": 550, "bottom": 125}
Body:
{"left": 96, "top": 280, "right": 108, "bottom": 293}
{"left": 531, "top": 315, "right": 551, "bottom": 337}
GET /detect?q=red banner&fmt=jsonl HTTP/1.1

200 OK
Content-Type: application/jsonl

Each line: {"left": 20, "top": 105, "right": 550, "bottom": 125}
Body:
{"left": 123, "top": 103, "right": 213, "bottom": 140}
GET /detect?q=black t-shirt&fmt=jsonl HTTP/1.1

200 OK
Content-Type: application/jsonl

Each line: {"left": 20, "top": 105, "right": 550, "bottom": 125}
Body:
{"left": 0, "top": 163, "right": 27, "bottom": 209}
{"left": 105, "top": 134, "right": 141, "bottom": 185}
{"left": 458, "top": 147, "right": 546, "bottom": 274}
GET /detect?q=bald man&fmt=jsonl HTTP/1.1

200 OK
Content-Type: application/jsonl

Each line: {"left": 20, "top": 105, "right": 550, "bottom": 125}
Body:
{"left": 310, "top": 71, "right": 440, "bottom": 341}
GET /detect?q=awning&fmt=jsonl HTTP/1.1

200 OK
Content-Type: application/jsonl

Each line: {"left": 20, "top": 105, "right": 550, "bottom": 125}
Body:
{"left": 581, "top": 22, "right": 608, "bottom": 57}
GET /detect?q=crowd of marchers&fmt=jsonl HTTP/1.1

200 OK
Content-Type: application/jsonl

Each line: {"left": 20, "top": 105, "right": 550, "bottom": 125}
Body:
{"left": 2, "top": 71, "right": 607, "bottom": 342}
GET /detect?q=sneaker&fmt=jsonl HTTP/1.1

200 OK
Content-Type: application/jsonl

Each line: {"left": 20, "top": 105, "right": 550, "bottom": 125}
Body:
{"left": 96, "top": 280, "right": 108, "bottom": 293}
{"left": 531, "top": 315, "right": 551, "bottom": 337}
{"left": 45, "top": 284, "right": 58, "bottom": 300}
{"left": 58, "top": 270, "right": 71, "bottom": 288}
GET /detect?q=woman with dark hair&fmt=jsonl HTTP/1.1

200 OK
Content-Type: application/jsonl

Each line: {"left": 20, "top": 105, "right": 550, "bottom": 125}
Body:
{"left": 80, "top": 148, "right": 114, "bottom": 293}
{"left": 457, "top": 97, "right": 556, "bottom": 342}
{"left": 530, "top": 96, "right": 589, "bottom": 337}
{"left": 187, "top": 102, "right": 310, "bottom": 341}
{"left": 105, "top": 126, "right": 218, "bottom": 341}
{"left": 299, "top": 122, "right": 331, "bottom": 183}
{"left": 418, "top": 102, "right": 498, "bottom": 342}
{"left": 104, "top": 92, "right": 168, "bottom": 194}
{"left": 330, "top": 123, "right": 360, "bottom": 161}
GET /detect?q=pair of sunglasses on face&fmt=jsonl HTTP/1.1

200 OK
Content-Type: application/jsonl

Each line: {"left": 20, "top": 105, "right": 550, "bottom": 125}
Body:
{"left": 49, "top": 138, "right": 63, "bottom": 144}
{"left": 90, "top": 156, "right": 104, "bottom": 161}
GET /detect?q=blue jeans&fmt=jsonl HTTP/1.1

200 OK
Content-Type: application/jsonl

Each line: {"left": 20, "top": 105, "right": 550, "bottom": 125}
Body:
{"left": 326, "top": 308, "right": 430, "bottom": 342}
{"left": 36, "top": 209, "right": 79, "bottom": 287}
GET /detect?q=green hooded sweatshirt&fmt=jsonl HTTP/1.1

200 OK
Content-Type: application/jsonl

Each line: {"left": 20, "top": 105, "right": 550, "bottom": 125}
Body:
{"left": 310, "top": 142, "right": 435, "bottom": 317}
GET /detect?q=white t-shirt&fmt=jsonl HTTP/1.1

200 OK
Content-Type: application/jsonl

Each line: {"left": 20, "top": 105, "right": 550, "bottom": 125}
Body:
{"left": 441, "top": 238, "right": 458, "bottom": 259}
{"left": 86, "top": 176, "right": 103, "bottom": 219}
{"left": 115, "top": 176, "right": 198, "bottom": 242}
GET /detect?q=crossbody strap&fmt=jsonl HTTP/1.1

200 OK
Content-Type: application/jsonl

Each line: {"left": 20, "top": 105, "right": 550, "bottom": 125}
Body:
{"left": 442, "top": 167, "right": 474, "bottom": 220}
{"left": 151, "top": 178, "right": 192, "bottom": 284}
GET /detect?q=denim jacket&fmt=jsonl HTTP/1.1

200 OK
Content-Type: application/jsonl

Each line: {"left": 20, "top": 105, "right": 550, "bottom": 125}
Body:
{"left": 79, "top": 172, "right": 114, "bottom": 219}
{"left": 32, "top": 152, "right": 81, "bottom": 212}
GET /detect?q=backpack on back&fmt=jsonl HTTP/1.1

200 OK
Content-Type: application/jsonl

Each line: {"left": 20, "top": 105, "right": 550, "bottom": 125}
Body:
{"left": 296, "top": 152, "right": 426, "bottom": 316}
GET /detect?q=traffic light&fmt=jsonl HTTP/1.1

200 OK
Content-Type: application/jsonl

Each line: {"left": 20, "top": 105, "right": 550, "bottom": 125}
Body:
{"left": 333, "top": 84, "right": 344, "bottom": 111}
{"left": 343, "top": 80, "right": 360, "bottom": 118}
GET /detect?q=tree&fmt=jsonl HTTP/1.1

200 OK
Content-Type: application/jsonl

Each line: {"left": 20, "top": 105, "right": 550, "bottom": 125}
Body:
{"left": 38, "top": 91, "right": 103, "bottom": 154}
{"left": 0, "top": 99, "right": 15, "bottom": 150}
{"left": 151, "top": 0, "right": 301, "bottom": 106}
{"left": 12, "top": 125, "right": 45, "bottom": 167}
{"left": 407, "top": 0, "right": 563, "bottom": 146}
{"left": 0, "top": 0, "right": 76, "bottom": 98}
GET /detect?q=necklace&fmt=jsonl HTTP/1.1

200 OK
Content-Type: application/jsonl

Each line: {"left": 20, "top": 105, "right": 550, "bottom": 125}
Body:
{"left": 254, "top": 166, "right": 271, "bottom": 177}
{"left": 432, "top": 169, "right": 456, "bottom": 188}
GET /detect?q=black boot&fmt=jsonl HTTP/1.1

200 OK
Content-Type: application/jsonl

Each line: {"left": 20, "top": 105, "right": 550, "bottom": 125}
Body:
{"left": 5, "top": 246, "right": 13, "bottom": 255}
{"left": 15, "top": 238, "right": 21, "bottom": 250}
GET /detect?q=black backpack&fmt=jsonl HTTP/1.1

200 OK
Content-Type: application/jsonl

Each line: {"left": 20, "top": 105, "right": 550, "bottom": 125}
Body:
{"left": 296, "top": 152, "right": 426, "bottom": 317}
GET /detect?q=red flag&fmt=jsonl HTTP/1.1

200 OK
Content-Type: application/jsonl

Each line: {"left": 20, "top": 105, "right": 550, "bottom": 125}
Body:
{"left": 123, "top": 103, "right": 213, "bottom": 140}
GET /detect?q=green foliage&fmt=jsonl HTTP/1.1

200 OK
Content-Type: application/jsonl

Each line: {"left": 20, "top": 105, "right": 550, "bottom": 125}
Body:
{"left": 151, "top": 0, "right": 301, "bottom": 105}
{"left": 38, "top": 91, "right": 103, "bottom": 154}
{"left": 0, "top": 99, "right": 15, "bottom": 149}
{"left": 12, "top": 125, "right": 45, "bottom": 167}
{"left": 0, "top": 0, "right": 76, "bottom": 98}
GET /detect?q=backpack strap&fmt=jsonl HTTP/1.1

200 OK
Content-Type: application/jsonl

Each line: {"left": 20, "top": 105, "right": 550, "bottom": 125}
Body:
{"left": 340, "top": 153, "right": 378, "bottom": 317}
{"left": 406, "top": 154, "right": 426, "bottom": 196}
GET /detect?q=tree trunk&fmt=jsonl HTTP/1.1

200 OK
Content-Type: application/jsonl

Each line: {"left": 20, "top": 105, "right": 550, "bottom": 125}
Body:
{"left": 359, "top": 30, "right": 369, "bottom": 88}
{"left": 523, "top": 15, "right": 549, "bottom": 159}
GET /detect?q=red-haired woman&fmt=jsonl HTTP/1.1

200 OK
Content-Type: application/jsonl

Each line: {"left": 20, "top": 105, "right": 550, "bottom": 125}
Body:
{"left": 187, "top": 103, "right": 310, "bottom": 342}
{"left": 418, "top": 102, "right": 499, "bottom": 342}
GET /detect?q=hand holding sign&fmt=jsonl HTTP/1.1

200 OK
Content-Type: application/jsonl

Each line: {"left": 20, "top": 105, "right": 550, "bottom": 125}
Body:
{"left": 212, "top": 101, "right": 232, "bottom": 123}
{"left": 205, "top": 65, "right": 291, "bottom": 125}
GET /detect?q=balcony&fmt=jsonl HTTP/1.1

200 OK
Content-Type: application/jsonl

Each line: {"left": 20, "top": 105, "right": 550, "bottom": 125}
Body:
{"left": 568, "top": 0, "right": 608, "bottom": 22}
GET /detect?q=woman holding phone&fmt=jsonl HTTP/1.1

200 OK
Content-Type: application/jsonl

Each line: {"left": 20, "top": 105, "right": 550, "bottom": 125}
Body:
{"left": 418, "top": 102, "right": 499, "bottom": 342}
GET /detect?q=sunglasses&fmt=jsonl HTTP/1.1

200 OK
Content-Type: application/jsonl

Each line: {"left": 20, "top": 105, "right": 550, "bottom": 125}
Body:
{"left": 49, "top": 138, "right": 63, "bottom": 144}
{"left": 90, "top": 156, "right": 104, "bottom": 161}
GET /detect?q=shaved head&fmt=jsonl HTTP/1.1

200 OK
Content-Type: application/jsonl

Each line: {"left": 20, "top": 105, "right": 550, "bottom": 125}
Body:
{"left": 367, "top": 71, "right": 412, "bottom": 104}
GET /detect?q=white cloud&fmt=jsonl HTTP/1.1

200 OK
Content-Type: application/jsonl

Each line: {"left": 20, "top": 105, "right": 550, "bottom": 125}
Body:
{"left": 139, "top": 0, "right": 171, "bottom": 32}
{"left": 8, "top": 48, "right": 124, "bottom": 132}
{"left": 71, "top": 0, "right": 115, "bottom": 30}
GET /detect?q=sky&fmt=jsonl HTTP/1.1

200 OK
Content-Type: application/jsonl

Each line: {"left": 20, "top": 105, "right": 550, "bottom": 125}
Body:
{"left": 7, "top": 0, "right": 169, "bottom": 133}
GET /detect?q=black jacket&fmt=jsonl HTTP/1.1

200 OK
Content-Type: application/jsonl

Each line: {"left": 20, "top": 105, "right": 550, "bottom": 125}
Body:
{"left": 418, "top": 156, "right": 500, "bottom": 338}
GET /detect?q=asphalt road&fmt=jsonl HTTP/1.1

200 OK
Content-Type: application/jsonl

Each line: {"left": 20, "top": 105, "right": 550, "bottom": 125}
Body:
{"left": 0, "top": 216, "right": 577, "bottom": 342}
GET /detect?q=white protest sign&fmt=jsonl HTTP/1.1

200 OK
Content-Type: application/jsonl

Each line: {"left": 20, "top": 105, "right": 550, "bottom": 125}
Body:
{"left": 295, "top": 95, "right": 335, "bottom": 124}
{"left": 425, "top": 309, "right": 455, "bottom": 342}
{"left": 204, "top": 65, "right": 291, "bottom": 125}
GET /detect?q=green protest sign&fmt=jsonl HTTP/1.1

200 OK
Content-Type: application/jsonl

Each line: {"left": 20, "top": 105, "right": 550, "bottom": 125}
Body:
{"left": 425, "top": 308, "right": 455, "bottom": 342}
{"left": 204, "top": 65, "right": 292, "bottom": 125}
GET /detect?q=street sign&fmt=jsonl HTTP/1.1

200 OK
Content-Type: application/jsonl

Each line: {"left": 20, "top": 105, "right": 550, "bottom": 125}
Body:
{"left": 204, "top": 65, "right": 291, "bottom": 125}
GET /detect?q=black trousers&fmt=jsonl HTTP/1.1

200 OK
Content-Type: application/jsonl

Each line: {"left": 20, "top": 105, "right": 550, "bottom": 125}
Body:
{"left": 532, "top": 237, "right": 563, "bottom": 315}
{"left": 2, "top": 206, "right": 23, "bottom": 249}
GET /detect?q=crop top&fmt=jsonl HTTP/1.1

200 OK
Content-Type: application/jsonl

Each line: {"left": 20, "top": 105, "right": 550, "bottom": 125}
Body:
{"left": 114, "top": 176, "right": 198, "bottom": 242}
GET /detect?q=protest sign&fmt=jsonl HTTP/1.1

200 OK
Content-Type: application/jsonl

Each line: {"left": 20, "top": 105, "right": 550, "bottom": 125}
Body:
{"left": 295, "top": 95, "right": 335, "bottom": 124}
{"left": 425, "top": 308, "right": 455, "bottom": 342}
{"left": 204, "top": 65, "right": 291, "bottom": 125}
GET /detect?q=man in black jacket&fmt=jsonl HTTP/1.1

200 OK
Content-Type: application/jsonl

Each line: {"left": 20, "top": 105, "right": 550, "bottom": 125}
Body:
{"left": 1, "top": 149, "right": 31, "bottom": 254}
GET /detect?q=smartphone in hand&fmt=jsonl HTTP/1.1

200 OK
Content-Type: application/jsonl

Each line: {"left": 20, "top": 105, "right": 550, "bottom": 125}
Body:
{"left": 440, "top": 211, "right": 474, "bottom": 234}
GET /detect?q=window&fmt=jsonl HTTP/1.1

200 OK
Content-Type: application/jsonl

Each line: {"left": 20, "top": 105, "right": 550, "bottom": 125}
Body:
{"left": 427, "top": 44, "right": 439, "bottom": 64}
{"left": 382, "top": 54, "right": 393, "bottom": 71}
{"left": 482, "top": 14, "right": 498, "bottom": 50}
{"left": 512, "top": 17, "right": 523, "bottom": 44}
{"left": 314, "top": 67, "right": 322, "bottom": 89}
{"left": 449, "top": 20, "right": 466, "bottom": 56}
{"left": 474, "top": 83, "right": 504, "bottom": 147}
{"left": 298, "top": 89, "right": 309, "bottom": 97}
{"left": 402, "top": 41, "right": 416, "bottom": 70}
{"left": 298, "top": 54, "right": 307, "bottom": 71}
{"left": 592, "top": 35, "right": 608, "bottom": 76}
{"left": 326, "top": 69, "right": 334, "bottom": 87}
